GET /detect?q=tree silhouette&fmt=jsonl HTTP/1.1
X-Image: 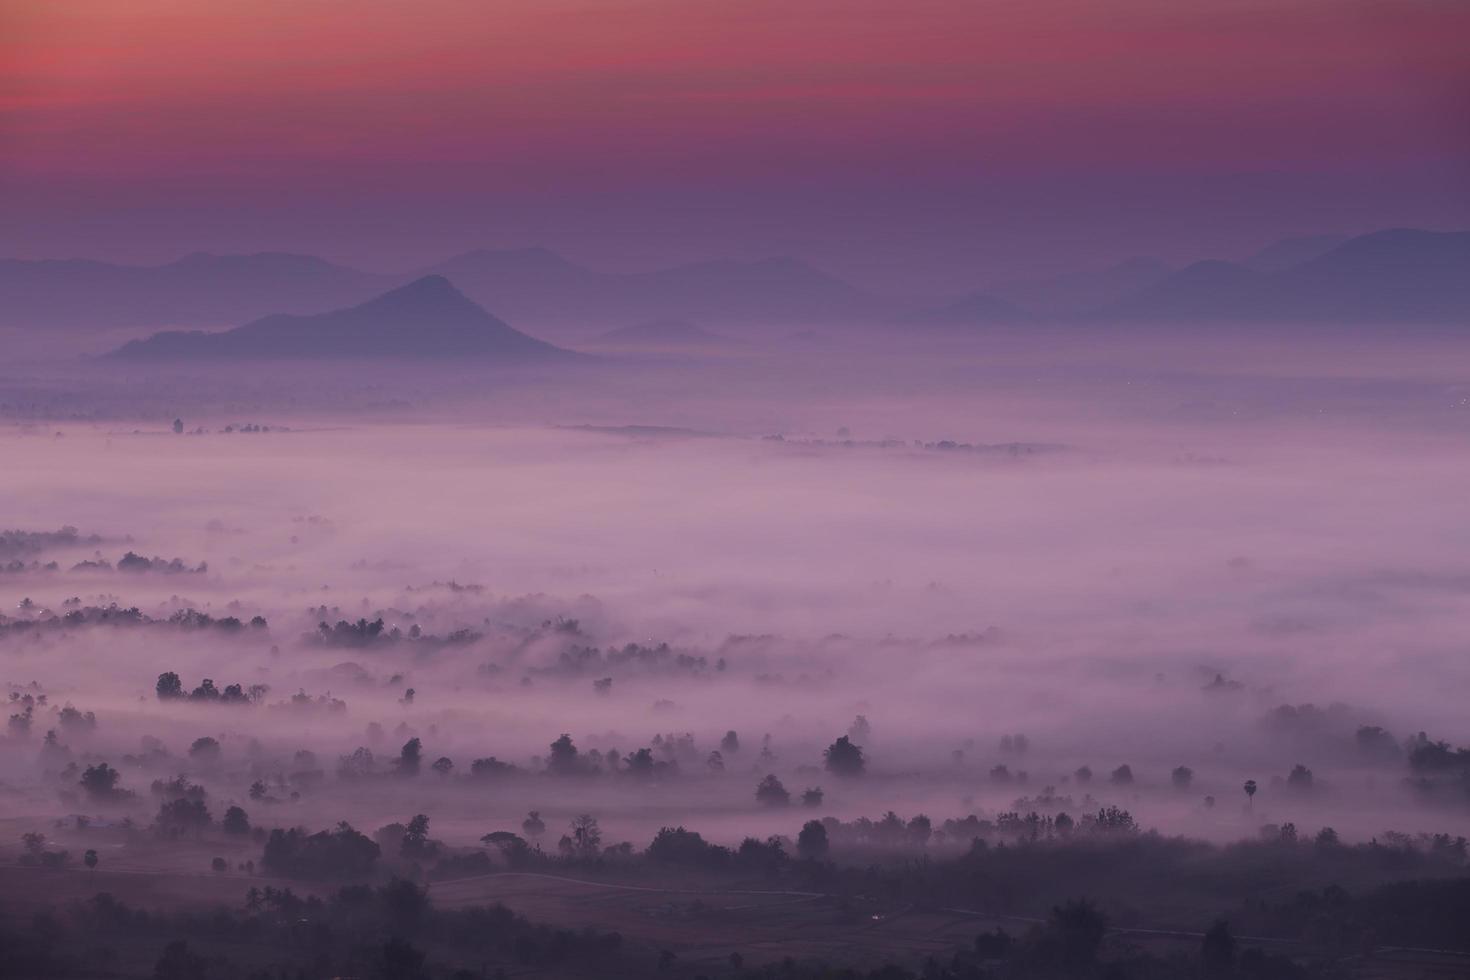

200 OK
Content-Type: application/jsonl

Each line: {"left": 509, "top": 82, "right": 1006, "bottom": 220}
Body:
{"left": 396, "top": 737, "right": 421, "bottom": 776}
{"left": 1048, "top": 899, "right": 1108, "bottom": 968}
{"left": 1202, "top": 919, "right": 1236, "bottom": 974}
{"left": 823, "top": 736, "right": 866, "bottom": 778}
{"left": 564, "top": 813, "right": 601, "bottom": 858}
{"left": 1243, "top": 779, "right": 1257, "bottom": 809}
{"left": 755, "top": 773, "right": 790, "bottom": 807}
{"left": 222, "top": 805, "right": 250, "bottom": 835}
{"left": 548, "top": 733, "right": 581, "bottom": 776}
{"left": 80, "top": 762, "right": 122, "bottom": 800}
{"left": 156, "top": 672, "right": 183, "bottom": 701}
{"left": 84, "top": 848, "right": 98, "bottom": 879}
{"left": 521, "top": 810, "right": 546, "bottom": 841}
{"left": 797, "top": 819, "right": 829, "bottom": 859}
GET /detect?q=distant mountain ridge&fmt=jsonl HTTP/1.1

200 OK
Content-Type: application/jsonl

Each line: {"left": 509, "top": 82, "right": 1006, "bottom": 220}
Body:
{"left": 111, "top": 276, "right": 572, "bottom": 361}
{"left": 1, "top": 247, "right": 896, "bottom": 336}
{"left": 1093, "top": 229, "right": 1470, "bottom": 324}
{"left": 7, "top": 228, "right": 1469, "bottom": 342}
{"left": 418, "top": 251, "right": 897, "bottom": 329}
{"left": 0, "top": 251, "right": 390, "bottom": 329}
{"left": 898, "top": 291, "right": 1034, "bottom": 328}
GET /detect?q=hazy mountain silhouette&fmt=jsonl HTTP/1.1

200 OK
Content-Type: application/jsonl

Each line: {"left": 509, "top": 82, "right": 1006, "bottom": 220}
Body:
{"left": 1242, "top": 233, "right": 1351, "bottom": 273}
{"left": 0, "top": 252, "right": 389, "bottom": 330}
{"left": 1099, "top": 260, "right": 1267, "bottom": 322}
{"left": 899, "top": 291, "right": 1034, "bottom": 328}
{"left": 987, "top": 256, "right": 1173, "bottom": 316}
{"left": 1095, "top": 229, "right": 1470, "bottom": 324}
{"left": 587, "top": 319, "right": 745, "bottom": 352}
{"left": 111, "top": 276, "right": 572, "bottom": 361}
{"left": 421, "top": 251, "right": 896, "bottom": 328}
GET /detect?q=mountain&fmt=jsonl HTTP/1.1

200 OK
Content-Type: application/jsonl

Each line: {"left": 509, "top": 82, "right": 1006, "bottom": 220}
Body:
{"left": 1242, "top": 233, "right": 1351, "bottom": 273}
{"left": 420, "top": 251, "right": 897, "bottom": 330}
{"left": 1099, "top": 260, "right": 1268, "bottom": 322}
{"left": 1093, "top": 229, "right": 1470, "bottom": 324}
{"left": 3, "top": 246, "right": 894, "bottom": 338}
{"left": 899, "top": 291, "right": 1034, "bottom": 328}
{"left": 110, "top": 276, "right": 572, "bottom": 361}
{"left": 587, "top": 319, "right": 745, "bottom": 352}
{"left": 0, "top": 252, "right": 389, "bottom": 330}
{"left": 987, "top": 256, "right": 1173, "bottom": 316}
{"left": 1259, "top": 229, "right": 1470, "bottom": 322}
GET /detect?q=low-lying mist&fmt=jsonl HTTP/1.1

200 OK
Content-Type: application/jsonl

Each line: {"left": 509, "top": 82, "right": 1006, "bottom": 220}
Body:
{"left": 3, "top": 333, "right": 1469, "bottom": 862}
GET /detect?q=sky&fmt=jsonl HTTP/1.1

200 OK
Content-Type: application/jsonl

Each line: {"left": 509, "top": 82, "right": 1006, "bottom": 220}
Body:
{"left": 2, "top": 0, "right": 1467, "bottom": 291}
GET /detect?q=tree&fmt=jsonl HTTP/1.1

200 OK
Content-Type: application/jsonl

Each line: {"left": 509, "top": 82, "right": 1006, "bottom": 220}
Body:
{"left": 755, "top": 774, "right": 790, "bottom": 807}
{"left": 189, "top": 736, "right": 221, "bottom": 762}
{"left": 261, "top": 822, "right": 380, "bottom": 879}
{"left": 80, "top": 762, "right": 122, "bottom": 800}
{"left": 822, "top": 736, "right": 866, "bottom": 777}
{"left": 522, "top": 810, "right": 546, "bottom": 841}
{"left": 801, "top": 786, "right": 824, "bottom": 807}
{"left": 383, "top": 877, "right": 430, "bottom": 934}
{"left": 1110, "top": 764, "right": 1134, "bottom": 785}
{"left": 1243, "top": 779, "right": 1258, "bottom": 809}
{"left": 382, "top": 937, "right": 426, "bottom": 980}
{"left": 401, "top": 814, "right": 433, "bottom": 859}
{"left": 848, "top": 715, "right": 871, "bottom": 742}
{"left": 721, "top": 730, "right": 740, "bottom": 754}
{"left": 153, "top": 940, "right": 206, "bottom": 980}
{"left": 172, "top": 418, "right": 184, "bottom": 435}
{"left": 84, "top": 848, "right": 98, "bottom": 878}
{"left": 222, "top": 805, "right": 250, "bottom": 835}
{"left": 1048, "top": 899, "right": 1107, "bottom": 968}
{"left": 563, "top": 814, "right": 601, "bottom": 858}
{"left": 430, "top": 756, "right": 454, "bottom": 777}
{"left": 908, "top": 814, "right": 933, "bottom": 847}
{"left": 1202, "top": 919, "right": 1236, "bottom": 974}
{"left": 1074, "top": 765, "right": 1093, "bottom": 784}
{"left": 1315, "top": 826, "right": 1340, "bottom": 848}
{"left": 1287, "top": 764, "right": 1314, "bottom": 792}
{"left": 156, "top": 672, "right": 183, "bottom": 701}
{"left": 1171, "top": 766, "right": 1194, "bottom": 790}
{"left": 548, "top": 734, "right": 581, "bottom": 776}
{"left": 156, "top": 798, "right": 211, "bottom": 837}
{"left": 396, "top": 737, "right": 422, "bottom": 776}
{"left": 797, "top": 820, "right": 829, "bottom": 860}
{"left": 481, "top": 831, "right": 532, "bottom": 867}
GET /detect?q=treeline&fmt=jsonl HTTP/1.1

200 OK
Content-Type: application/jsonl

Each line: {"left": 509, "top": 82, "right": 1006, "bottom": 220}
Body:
{"left": 0, "top": 878, "right": 627, "bottom": 980}
{"left": 0, "top": 603, "right": 266, "bottom": 636}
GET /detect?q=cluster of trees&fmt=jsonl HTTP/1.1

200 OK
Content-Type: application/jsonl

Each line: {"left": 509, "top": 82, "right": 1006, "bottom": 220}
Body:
{"left": 310, "top": 616, "right": 482, "bottom": 648}
{"left": 115, "top": 551, "right": 208, "bottom": 574}
{"left": 260, "top": 822, "right": 381, "bottom": 879}
{"left": 0, "top": 878, "right": 627, "bottom": 979}
{"left": 546, "top": 640, "right": 717, "bottom": 678}
{"left": 155, "top": 672, "right": 269, "bottom": 704}
{"left": 0, "top": 602, "right": 262, "bottom": 636}
{"left": 0, "top": 525, "right": 99, "bottom": 557}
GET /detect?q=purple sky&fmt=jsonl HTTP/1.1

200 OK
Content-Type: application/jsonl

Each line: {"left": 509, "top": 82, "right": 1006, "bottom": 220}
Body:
{"left": 3, "top": 0, "right": 1467, "bottom": 291}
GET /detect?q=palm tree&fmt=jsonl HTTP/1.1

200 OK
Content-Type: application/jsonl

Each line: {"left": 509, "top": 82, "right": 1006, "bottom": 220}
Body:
{"left": 1243, "top": 779, "right": 1257, "bottom": 810}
